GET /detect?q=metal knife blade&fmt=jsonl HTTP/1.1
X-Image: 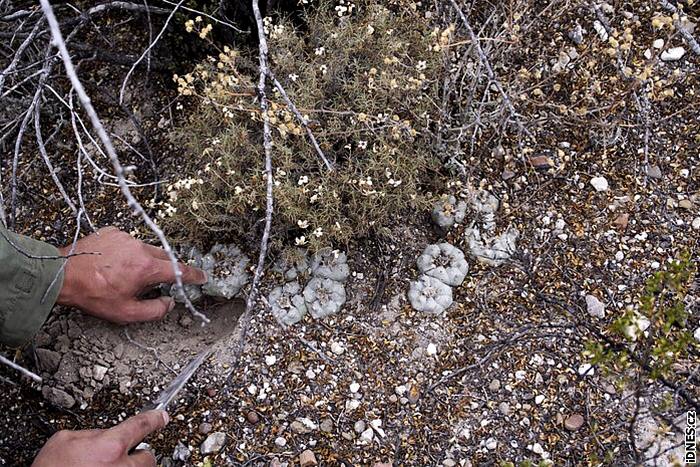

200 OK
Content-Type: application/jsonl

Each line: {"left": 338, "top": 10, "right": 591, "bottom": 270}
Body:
{"left": 142, "top": 349, "right": 210, "bottom": 412}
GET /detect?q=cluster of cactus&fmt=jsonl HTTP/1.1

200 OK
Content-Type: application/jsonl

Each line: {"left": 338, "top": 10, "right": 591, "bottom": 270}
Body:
{"left": 268, "top": 248, "right": 350, "bottom": 326}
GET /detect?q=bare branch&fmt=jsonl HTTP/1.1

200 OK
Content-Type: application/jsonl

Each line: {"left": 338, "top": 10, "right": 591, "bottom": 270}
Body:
{"left": 270, "top": 73, "right": 333, "bottom": 171}
{"left": 39, "top": 0, "right": 209, "bottom": 324}
{"left": 448, "top": 0, "right": 532, "bottom": 140}
{"left": 118, "top": 0, "right": 185, "bottom": 105}
{"left": 226, "top": 0, "right": 275, "bottom": 377}
{"left": 0, "top": 353, "right": 42, "bottom": 383}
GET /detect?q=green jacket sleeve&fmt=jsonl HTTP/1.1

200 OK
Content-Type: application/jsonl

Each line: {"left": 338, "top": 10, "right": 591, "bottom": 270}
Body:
{"left": 0, "top": 224, "right": 64, "bottom": 347}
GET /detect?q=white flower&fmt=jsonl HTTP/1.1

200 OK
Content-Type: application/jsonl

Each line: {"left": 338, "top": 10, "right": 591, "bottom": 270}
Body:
{"left": 416, "top": 60, "right": 427, "bottom": 71}
{"left": 297, "top": 220, "right": 310, "bottom": 229}
{"left": 295, "top": 236, "right": 307, "bottom": 246}
{"left": 358, "top": 140, "right": 368, "bottom": 149}
{"left": 298, "top": 175, "right": 309, "bottom": 185}
{"left": 314, "top": 47, "right": 325, "bottom": 56}
{"left": 289, "top": 74, "right": 299, "bottom": 82}
{"left": 234, "top": 186, "right": 244, "bottom": 195}
{"left": 313, "top": 227, "right": 324, "bottom": 238}
{"left": 319, "top": 64, "right": 328, "bottom": 75}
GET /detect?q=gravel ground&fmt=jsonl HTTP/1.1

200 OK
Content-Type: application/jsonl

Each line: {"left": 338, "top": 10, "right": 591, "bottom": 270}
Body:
{"left": 1, "top": 1, "right": 699, "bottom": 466}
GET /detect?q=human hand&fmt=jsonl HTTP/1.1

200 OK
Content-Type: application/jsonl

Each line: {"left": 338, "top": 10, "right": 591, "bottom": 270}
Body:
{"left": 32, "top": 410, "right": 169, "bottom": 467}
{"left": 57, "top": 226, "right": 207, "bottom": 323}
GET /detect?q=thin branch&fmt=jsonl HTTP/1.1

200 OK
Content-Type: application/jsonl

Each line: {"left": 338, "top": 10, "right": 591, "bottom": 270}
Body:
{"left": 34, "top": 102, "right": 79, "bottom": 216}
{"left": 39, "top": 0, "right": 209, "bottom": 324}
{"left": 448, "top": 0, "right": 532, "bottom": 140}
{"left": 0, "top": 353, "right": 42, "bottom": 383}
{"left": 226, "top": 0, "right": 275, "bottom": 377}
{"left": 659, "top": 0, "right": 700, "bottom": 55}
{"left": 270, "top": 74, "right": 333, "bottom": 171}
{"left": 118, "top": 0, "right": 185, "bottom": 105}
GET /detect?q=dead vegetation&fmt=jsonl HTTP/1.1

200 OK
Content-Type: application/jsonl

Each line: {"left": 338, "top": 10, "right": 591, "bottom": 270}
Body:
{"left": 0, "top": 0, "right": 699, "bottom": 465}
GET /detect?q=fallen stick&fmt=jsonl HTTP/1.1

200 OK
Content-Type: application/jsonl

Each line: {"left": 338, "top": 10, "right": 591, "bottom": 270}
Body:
{"left": 0, "top": 353, "right": 42, "bottom": 383}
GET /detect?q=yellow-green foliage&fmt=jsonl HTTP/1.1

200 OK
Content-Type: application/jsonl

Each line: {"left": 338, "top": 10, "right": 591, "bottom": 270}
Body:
{"left": 161, "top": 1, "right": 447, "bottom": 249}
{"left": 586, "top": 253, "right": 697, "bottom": 381}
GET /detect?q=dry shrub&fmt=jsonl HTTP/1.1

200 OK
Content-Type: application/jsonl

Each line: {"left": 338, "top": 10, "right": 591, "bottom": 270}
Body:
{"left": 162, "top": 1, "right": 449, "bottom": 249}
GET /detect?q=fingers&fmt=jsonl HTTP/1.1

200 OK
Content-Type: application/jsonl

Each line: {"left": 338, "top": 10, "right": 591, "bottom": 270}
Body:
{"left": 128, "top": 449, "right": 157, "bottom": 467}
{"left": 107, "top": 410, "right": 169, "bottom": 451}
{"left": 143, "top": 244, "right": 169, "bottom": 261}
{"left": 151, "top": 259, "right": 208, "bottom": 285}
{"left": 122, "top": 297, "right": 175, "bottom": 322}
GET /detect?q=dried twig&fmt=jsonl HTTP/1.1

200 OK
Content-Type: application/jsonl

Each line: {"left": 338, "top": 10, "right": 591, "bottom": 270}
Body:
{"left": 448, "top": 0, "right": 532, "bottom": 140}
{"left": 225, "top": 0, "right": 275, "bottom": 377}
{"left": 39, "top": 0, "right": 209, "bottom": 324}
{"left": 270, "top": 74, "right": 333, "bottom": 171}
{"left": 660, "top": 0, "right": 700, "bottom": 56}
{"left": 0, "top": 353, "right": 42, "bottom": 383}
{"left": 118, "top": 0, "right": 185, "bottom": 105}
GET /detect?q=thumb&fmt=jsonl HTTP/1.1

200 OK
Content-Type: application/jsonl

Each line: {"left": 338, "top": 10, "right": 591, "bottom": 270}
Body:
{"left": 122, "top": 297, "right": 175, "bottom": 322}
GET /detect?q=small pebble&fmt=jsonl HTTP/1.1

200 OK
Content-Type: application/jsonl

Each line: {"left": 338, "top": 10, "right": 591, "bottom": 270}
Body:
{"left": 274, "top": 436, "right": 287, "bottom": 448}
{"left": 661, "top": 46, "right": 685, "bottom": 61}
{"left": 246, "top": 411, "right": 260, "bottom": 424}
{"left": 564, "top": 413, "right": 585, "bottom": 431}
{"left": 590, "top": 176, "right": 609, "bottom": 192}
{"left": 299, "top": 450, "right": 318, "bottom": 467}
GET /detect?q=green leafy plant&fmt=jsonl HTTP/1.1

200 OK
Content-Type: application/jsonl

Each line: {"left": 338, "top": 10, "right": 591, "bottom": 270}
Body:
{"left": 586, "top": 253, "right": 697, "bottom": 381}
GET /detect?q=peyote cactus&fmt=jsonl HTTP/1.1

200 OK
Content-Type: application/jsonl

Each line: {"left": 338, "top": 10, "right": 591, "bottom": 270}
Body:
{"left": 408, "top": 274, "right": 453, "bottom": 314}
{"left": 310, "top": 248, "right": 350, "bottom": 282}
{"left": 416, "top": 243, "right": 469, "bottom": 287}
{"left": 201, "top": 243, "right": 250, "bottom": 299}
{"left": 269, "top": 281, "right": 307, "bottom": 326}
{"left": 303, "top": 277, "right": 347, "bottom": 319}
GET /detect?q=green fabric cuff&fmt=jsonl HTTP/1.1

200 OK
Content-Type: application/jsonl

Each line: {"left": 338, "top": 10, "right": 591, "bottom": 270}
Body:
{"left": 0, "top": 229, "right": 64, "bottom": 347}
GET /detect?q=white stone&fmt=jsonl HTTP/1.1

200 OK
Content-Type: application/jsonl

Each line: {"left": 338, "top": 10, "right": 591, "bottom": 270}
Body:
{"left": 274, "top": 436, "right": 287, "bottom": 448}
{"left": 426, "top": 343, "right": 437, "bottom": 356}
{"left": 653, "top": 38, "right": 664, "bottom": 49}
{"left": 265, "top": 355, "right": 277, "bottom": 366}
{"left": 578, "top": 363, "right": 595, "bottom": 376}
{"left": 349, "top": 382, "right": 360, "bottom": 393}
{"left": 346, "top": 399, "right": 361, "bottom": 411}
{"left": 330, "top": 342, "right": 345, "bottom": 355}
{"left": 661, "top": 46, "right": 686, "bottom": 61}
{"left": 531, "top": 443, "right": 544, "bottom": 455}
{"left": 201, "top": 432, "right": 226, "bottom": 454}
{"left": 593, "top": 20, "right": 608, "bottom": 41}
{"left": 692, "top": 217, "right": 700, "bottom": 230}
{"left": 694, "top": 327, "right": 700, "bottom": 342}
{"left": 484, "top": 438, "right": 498, "bottom": 450}
{"left": 535, "top": 395, "right": 545, "bottom": 405}
{"left": 615, "top": 251, "right": 624, "bottom": 261}
{"left": 585, "top": 294, "right": 606, "bottom": 318}
{"left": 370, "top": 419, "right": 386, "bottom": 437}
{"left": 93, "top": 365, "right": 108, "bottom": 381}
{"left": 590, "top": 176, "right": 609, "bottom": 192}
{"left": 359, "top": 427, "right": 374, "bottom": 444}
